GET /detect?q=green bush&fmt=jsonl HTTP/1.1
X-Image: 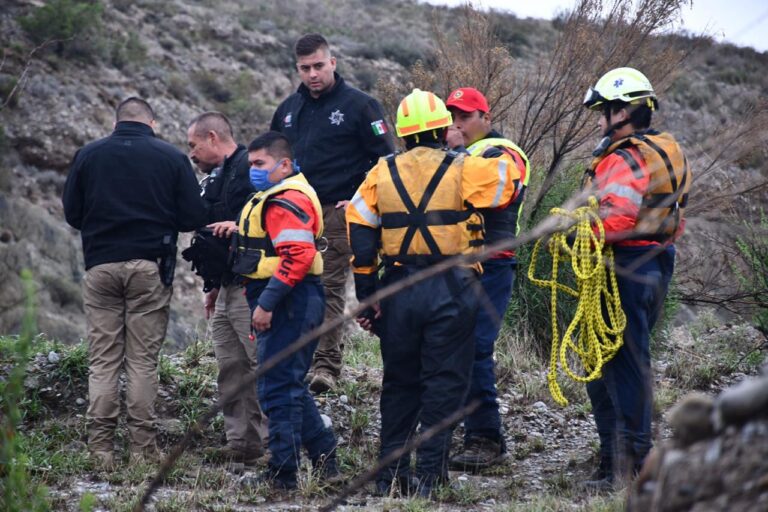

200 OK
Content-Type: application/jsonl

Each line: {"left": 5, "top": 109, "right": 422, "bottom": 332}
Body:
{"left": 0, "top": 75, "right": 20, "bottom": 109}
{"left": 18, "top": 0, "right": 104, "bottom": 61}
{"left": 734, "top": 210, "right": 768, "bottom": 332}
{"left": 507, "top": 164, "right": 583, "bottom": 356}
{"left": 110, "top": 31, "right": 147, "bottom": 70}
{"left": 0, "top": 270, "right": 48, "bottom": 511}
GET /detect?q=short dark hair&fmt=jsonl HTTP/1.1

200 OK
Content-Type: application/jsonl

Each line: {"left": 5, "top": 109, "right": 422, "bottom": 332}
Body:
{"left": 248, "top": 131, "right": 293, "bottom": 161}
{"left": 294, "top": 33, "right": 330, "bottom": 57}
{"left": 189, "top": 112, "right": 234, "bottom": 141}
{"left": 116, "top": 97, "right": 154, "bottom": 123}
{"left": 607, "top": 101, "right": 653, "bottom": 130}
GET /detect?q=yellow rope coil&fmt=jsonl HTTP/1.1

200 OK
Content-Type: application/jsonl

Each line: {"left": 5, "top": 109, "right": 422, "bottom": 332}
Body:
{"left": 527, "top": 197, "right": 626, "bottom": 406}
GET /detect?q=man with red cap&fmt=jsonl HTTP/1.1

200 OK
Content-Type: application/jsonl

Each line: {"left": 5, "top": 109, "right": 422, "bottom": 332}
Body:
{"left": 445, "top": 87, "right": 530, "bottom": 471}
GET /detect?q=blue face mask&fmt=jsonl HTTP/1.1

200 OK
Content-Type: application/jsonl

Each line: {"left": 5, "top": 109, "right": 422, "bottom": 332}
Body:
{"left": 249, "top": 160, "right": 284, "bottom": 191}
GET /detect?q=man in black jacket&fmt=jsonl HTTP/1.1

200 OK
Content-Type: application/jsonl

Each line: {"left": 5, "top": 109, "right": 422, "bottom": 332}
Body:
{"left": 271, "top": 33, "right": 395, "bottom": 393}
{"left": 63, "top": 97, "right": 206, "bottom": 469}
{"left": 186, "top": 112, "right": 267, "bottom": 464}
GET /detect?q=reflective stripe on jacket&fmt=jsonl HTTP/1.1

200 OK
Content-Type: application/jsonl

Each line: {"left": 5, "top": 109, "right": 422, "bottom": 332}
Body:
{"left": 468, "top": 136, "right": 530, "bottom": 257}
{"left": 347, "top": 146, "right": 520, "bottom": 274}
{"left": 234, "top": 173, "right": 324, "bottom": 280}
{"left": 584, "top": 130, "right": 691, "bottom": 245}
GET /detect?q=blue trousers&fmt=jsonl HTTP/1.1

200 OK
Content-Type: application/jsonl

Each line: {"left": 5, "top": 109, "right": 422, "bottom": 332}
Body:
{"left": 376, "top": 266, "right": 479, "bottom": 483}
{"left": 586, "top": 245, "right": 675, "bottom": 470}
{"left": 245, "top": 278, "right": 336, "bottom": 480}
{"left": 464, "top": 259, "right": 516, "bottom": 443}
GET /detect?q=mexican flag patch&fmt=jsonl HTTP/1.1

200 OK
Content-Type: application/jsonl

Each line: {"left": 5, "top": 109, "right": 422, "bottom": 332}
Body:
{"left": 371, "top": 119, "right": 388, "bottom": 136}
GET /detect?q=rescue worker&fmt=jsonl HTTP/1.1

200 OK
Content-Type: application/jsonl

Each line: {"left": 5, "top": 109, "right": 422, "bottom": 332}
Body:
{"left": 581, "top": 67, "right": 691, "bottom": 489}
{"left": 231, "top": 131, "right": 338, "bottom": 490}
{"left": 184, "top": 112, "right": 267, "bottom": 465}
{"left": 444, "top": 87, "right": 530, "bottom": 471}
{"left": 271, "top": 33, "right": 395, "bottom": 393}
{"left": 347, "top": 89, "right": 520, "bottom": 496}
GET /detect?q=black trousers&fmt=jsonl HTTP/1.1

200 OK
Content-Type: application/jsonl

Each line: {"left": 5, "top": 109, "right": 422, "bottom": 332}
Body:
{"left": 376, "top": 266, "right": 480, "bottom": 483}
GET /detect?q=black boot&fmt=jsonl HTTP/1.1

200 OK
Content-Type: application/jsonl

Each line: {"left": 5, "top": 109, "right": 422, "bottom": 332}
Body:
{"left": 583, "top": 456, "right": 614, "bottom": 492}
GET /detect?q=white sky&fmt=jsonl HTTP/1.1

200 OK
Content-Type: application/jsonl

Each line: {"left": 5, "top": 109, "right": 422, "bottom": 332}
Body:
{"left": 420, "top": 0, "right": 768, "bottom": 52}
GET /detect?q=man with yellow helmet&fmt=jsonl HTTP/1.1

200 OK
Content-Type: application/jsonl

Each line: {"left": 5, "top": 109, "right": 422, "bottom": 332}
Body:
{"left": 581, "top": 67, "right": 691, "bottom": 490}
{"left": 346, "top": 89, "right": 520, "bottom": 496}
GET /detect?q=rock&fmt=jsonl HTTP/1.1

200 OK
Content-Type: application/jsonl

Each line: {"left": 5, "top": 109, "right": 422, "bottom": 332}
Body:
{"left": 23, "top": 374, "right": 39, "bottom": 390}
{"left": 668, "top": 393, "right": 715, "bottom": 447}
{"left": 716, "top": 375, "right": 768, "bottom": 427}
{"left": 532, "top": 401, "right": 548, "bottom": 412}
{"left": 47, "top": 351, "right": 60, "bottom": 364}
{"left": 75, "top": 397, "right": 86, "bottom": 406}
{"left": 158, "top": 419, "right": 185, "bottom": 436}
{"left": 339, "top": 394, "right": 349, "bottom": 404}
{"left": 321, "top": 414, "right": 332, "bottom": 429}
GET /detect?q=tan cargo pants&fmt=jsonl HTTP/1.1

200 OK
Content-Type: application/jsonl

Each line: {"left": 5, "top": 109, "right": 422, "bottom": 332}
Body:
{"left": 311, "top": 204, "right": 352, "bottom": 378}
{"left": 210, "top": 283, "right": 267, "bottom": 450}
{"left": 83, "top": 259, "right": 170, "bottom": 453}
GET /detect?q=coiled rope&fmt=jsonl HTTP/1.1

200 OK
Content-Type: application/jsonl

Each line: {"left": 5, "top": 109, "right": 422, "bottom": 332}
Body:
{"left": 527, "top": 197, "right": 626, "bottom": 406}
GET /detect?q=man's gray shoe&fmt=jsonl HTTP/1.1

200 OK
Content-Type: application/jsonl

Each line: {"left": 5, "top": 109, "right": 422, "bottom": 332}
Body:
{"left": 309, "top": 372, "right": 336, "bottom": 394}
{"left": 448, "top": 437, "right": 506, "bottom": 472}
{"left": 203, "top": 444, "right": 265, "bottom": 465}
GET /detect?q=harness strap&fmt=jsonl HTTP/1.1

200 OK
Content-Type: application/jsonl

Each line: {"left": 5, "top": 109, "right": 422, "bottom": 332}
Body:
{"left": 385, "top": 152, "right": 457, "bottom": 257}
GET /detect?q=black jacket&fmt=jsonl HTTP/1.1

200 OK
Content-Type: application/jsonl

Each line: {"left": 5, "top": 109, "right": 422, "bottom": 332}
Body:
{"left": 270, "top": 73, "right": 395, "bottom": 204}
{"left": 201, "top": 144, "right": 253, "bottom": 223}
{"left": 63, "top": 121, "right": 206, "bottom": 270}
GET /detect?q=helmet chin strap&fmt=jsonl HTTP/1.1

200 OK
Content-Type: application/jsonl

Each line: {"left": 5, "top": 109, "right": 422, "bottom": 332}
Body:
{"left": 592, "top": 115, "right": 632, "bottom": 157}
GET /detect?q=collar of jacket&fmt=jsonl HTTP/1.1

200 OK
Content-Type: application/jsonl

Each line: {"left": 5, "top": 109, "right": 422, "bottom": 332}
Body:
{"left": 222, "top": 144, "right": 247, "bottom": 169}
{"left": 297, "top": 72, "right": 345, "bottom": 102}
{"left": 113, "top": 121, "right": 155, "bottom": 137}
{"left": 485, "top": 129, "right": 504, "bottom": 139}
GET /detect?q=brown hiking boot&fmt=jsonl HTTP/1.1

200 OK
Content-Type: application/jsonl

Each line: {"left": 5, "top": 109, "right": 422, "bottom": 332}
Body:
{"left": 129, "top": 446, "right": 165, "bottom": 464}
{"left": 449, "top": 437, "right": 506, "bottom": 472}
{"left": 90, "top": 450, "right": 116, "bottom": 471}
{"left": 203, "top": 444, "right": 265, "bottom": 465}
{"left": 309, "top": 372, "right": 336, "bottom": 394}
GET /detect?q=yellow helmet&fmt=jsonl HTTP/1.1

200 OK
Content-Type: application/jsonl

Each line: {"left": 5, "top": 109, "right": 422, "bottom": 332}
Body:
{"left": 583, "top": 67, "right": 658, "bottom": 111}
{"left": 395, "top": 89, "right": 453, "bottom": 137}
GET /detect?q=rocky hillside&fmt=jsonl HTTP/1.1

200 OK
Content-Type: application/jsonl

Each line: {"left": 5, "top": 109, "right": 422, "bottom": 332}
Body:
{"left": 1, "top": 0, "right": 767, "bottom": 346}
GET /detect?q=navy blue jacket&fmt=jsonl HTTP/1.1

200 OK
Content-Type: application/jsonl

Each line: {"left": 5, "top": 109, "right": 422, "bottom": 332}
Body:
{"left": 63, "top": 121, "right": 206, "bottom": 270}
{"left": 270, "top": 73, "right": 395, "bottom": 204}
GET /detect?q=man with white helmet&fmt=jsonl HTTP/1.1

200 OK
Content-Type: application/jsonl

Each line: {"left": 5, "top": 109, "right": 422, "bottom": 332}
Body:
{"left": 582, "top": 67, "right": 691, "bottom": 489}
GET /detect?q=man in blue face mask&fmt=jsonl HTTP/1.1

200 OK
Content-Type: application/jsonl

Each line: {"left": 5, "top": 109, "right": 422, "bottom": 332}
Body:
{"left": 249, "top": 159, "right": 288, "bottom": 191}
{"left": 223, "top": 131, "right": 338, "bottom": 490}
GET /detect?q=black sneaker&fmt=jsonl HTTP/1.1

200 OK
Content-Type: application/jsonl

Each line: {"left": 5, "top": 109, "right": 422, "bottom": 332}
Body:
{"left": 313, "top": 453, "right": 343, "bottom": 486}
{"left": 374, "top": 475, "right": 419, "bottom": 497}
{"left": 449, "top": 437, "right": 506, "bottom": 472}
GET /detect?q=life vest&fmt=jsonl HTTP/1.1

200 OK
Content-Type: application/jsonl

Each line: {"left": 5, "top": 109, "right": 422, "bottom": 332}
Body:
{"left": 468, "top": 137, "right": 530, "bottom": 239}
{"left": 377, "top": 148, "right": 484, "bottom": 266}
{"left": 586, "top": 130, "right": 691, "bottom": 242}
{"left": 232, "top": 173, "right": 324, "bottom": 280}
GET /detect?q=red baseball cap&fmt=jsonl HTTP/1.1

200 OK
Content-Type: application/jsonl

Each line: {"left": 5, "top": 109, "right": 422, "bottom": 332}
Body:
{"left": 446, "top": 87, "right": 489, "bottom": 113}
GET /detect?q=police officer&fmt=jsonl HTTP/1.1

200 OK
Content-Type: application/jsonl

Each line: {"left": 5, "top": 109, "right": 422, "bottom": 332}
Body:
{"left": 581, "top": 67, "right": 691, "bottom": 489}
{"left": 185, "top": 112, "right": 267, "bottom": 464}
{"left": 444, "top": 87, "right": 530, "bottom": 472}
{"left": 271, "top": 33, "right": 395, "bottom": 393}
{"left": 63, "top": 97, "right": 206, "bottom": 468}
{"left": 233, "top": 131, "right": 338, "bottom": 490}
{"left": 347, "top": 89, "right": 520, "bottom": 496}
